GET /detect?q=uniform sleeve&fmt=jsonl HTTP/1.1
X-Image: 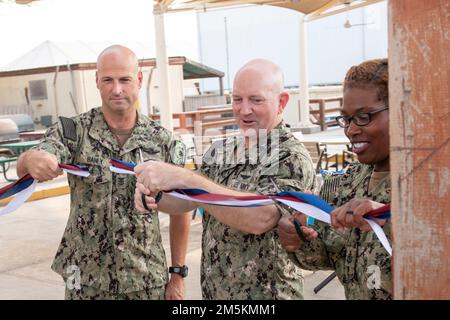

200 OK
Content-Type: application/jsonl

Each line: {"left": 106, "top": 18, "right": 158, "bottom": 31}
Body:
{"left": 294, "top": 220, "right": 348, "bottom": 270}
{"left": 198, "top": 140, "right": 222, "bottom": 180}
{"left": 32, "top": 121, "right": 72, "bottom": 164}
{"left": 294, "top": 241, "right": 333, "bottom": 270}
{"left": 166, "top": 135, "right": 186, "bottom": 167}
{"left": 255, "top": 152, "right": 316, "bottom": 217}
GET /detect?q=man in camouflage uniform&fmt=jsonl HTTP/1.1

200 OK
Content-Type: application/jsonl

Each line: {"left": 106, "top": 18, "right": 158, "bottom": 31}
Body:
{"left": 134, "top": 59, "right": 316, "bottom": 299}
{"left": 17, "top": 45, "right": 190, "bottom": 299}
{"left": 278, "top": 58, "right": 391, "bottom": 299}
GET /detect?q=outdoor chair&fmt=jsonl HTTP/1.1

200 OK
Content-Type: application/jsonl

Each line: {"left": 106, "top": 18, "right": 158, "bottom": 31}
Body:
{"left": 0, "top": 148, "right": 18, "bottom": 182}
{"left": 301, "top": 141, "right": 339, "bottom": 173}
{"left": 342, "top": 149, "right": 357, "bottom": 169}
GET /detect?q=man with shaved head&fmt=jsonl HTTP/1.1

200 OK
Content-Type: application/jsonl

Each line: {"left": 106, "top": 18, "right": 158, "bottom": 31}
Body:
{"left": 134, "top": 59, "right": 316, "bottom": 299}
{"left": 17, "top": 45, "right": 190, "bottom": 300}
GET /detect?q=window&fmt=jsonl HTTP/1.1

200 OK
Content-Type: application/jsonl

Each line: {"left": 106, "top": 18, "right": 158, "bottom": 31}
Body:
{"left": 29, "top": 79, "right": 48, "bottom": 100}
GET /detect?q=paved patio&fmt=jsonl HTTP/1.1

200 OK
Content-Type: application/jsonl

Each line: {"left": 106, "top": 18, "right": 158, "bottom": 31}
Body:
{"left": 0, "top": 194, "right": 344, "bottom": 300}
{"left": 0, "top": 127, "right": 347, "bottom": 300}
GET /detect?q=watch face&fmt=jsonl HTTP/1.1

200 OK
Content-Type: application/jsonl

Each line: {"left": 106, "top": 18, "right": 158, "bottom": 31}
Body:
{"left": 170, "top": 266, "right": 188, "bottom": 278}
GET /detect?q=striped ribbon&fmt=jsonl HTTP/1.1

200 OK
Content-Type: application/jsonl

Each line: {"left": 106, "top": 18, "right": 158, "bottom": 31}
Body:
{"left": 2, "top": 159, "right": 392, "bottom": 255}
{"left": 109, "top": 159, "right": 136, "bottom": 174}
{"left": 0, "top": 164, "right": 89, "bottom": 216}
{"left": 165, "top": 188, "right": 392, "bottom": 255}
{"left": 109, "top": 159, "right": 392, "bottom": 254}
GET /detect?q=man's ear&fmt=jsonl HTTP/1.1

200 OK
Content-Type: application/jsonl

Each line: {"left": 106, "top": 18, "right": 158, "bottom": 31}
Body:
{"left": 95, "top": 72, "right": 100, "bottom": 89}
{"left": 138, "top": 71, "right": 143, "bottom": 89}
{"left": 278, "top": 92, "right": 289, "bottom": 114}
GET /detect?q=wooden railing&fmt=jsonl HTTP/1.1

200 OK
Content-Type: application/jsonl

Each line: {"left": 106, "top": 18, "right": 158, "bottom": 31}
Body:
{"left": 309, "top": 97, "right": 343, "bottom": 131}
{"left": 150, "top": 97, "right": 343, "bottom": 134}
{"left": 149, "top": 105, "right": 238, "bottom": 135}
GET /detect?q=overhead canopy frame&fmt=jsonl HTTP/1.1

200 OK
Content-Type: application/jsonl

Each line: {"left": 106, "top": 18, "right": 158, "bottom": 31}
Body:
{"left": 153, "top": 0, "right": 385, "bottom": 131}
{"left": 154, "top": 0, "right": 384, "bottom": 21}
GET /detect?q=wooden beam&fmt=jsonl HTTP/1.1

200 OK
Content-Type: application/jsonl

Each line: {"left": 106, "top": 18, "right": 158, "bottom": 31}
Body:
{"left": 15, "top": 0, "right": 34, "bottom": 4}
{"left": 306, "top": 0, "right": 385, "bottom": 22}
{"left": 389, "top": 0, "right": 450, "bottom": 299}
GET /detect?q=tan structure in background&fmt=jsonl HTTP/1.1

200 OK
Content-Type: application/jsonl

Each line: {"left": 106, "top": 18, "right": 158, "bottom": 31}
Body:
{"left": 0, "top": 41, "right": 224, "bottom": 129}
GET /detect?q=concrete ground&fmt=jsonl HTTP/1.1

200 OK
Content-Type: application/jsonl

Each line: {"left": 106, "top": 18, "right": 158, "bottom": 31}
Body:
{"left": 0, "top": 195, "right": 344, "bottom": 300}
{"left": 0, "top": 127, "right": 347, "bottom": 300}
{"left": 0, "top": 193, "right": 344, "bottom": 300}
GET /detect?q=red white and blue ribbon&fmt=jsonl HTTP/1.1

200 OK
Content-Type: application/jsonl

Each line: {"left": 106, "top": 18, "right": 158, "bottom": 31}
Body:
{"left": 109, "top": 159, "right": 136, "bottom": 175}
{"left": 0, "top": 174, "right": 36, "bottom": 216}
{"left": 58, "top": 164, "right": 90, "bottom": 178}
{"left": 165, "top": 189, "right": 392, "bottom": 255}
{"left": 108, "top": 160, "right": 392, "bottom": 255}
{"left": 0, "top": 164, "right": 89, "bottom": 216}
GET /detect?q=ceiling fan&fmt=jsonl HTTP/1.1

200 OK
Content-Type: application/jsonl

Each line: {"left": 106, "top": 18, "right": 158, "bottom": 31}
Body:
{"left": 343, "top": 18, "right": 374, "bottom": 28}
{"left": 341, "top": 1, "right": 374, "bottom": 28}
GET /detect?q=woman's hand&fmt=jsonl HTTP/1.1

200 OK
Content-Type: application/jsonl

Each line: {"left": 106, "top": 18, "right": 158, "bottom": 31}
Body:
{"left": 330, "top": 199, "right": 387, "bottom": 232}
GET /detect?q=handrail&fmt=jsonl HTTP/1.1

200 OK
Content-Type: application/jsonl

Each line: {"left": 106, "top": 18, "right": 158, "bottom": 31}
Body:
{"left": 309, "top": 97, "right": 343, "bottom": 131}
{"left": 149, "top": 97, "right": 344, "bottom": 134}
{"left": 149, "top": 105, "right": 237, "bottom": 134}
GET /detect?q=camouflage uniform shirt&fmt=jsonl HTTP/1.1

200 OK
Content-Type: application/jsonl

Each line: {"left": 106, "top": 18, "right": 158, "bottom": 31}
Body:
{"left": 295, "top": 162, "right": 391, "bottom": 299}
{"left": 199, "top": 121, "right": 315, "bottom": 299}
{"left": 34, "top": 107, "right": 185, "bottom": 293}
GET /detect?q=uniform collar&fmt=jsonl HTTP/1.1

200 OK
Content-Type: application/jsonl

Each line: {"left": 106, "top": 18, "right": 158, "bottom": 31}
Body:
{"left": 87, "top": 107, "right": 149, "bottom": 155}
{"left": 218, "top": 120, "right": 291, "bottom": 168}
{"left": 121, "top": 113, "right": 151, "bottom": 155}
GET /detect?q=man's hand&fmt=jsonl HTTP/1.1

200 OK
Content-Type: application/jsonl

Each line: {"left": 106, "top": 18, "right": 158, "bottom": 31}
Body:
{"left": 20, "top": 150, "right": 62, "bottom": 182}
{"left": 134, "top": 182, "right": 158, "bottom": 213}
{"left": 165, "top": 274, "right": 185, "bottom": 300}
{"left": 278, "top": 212, "right": 318, "bottom": 252}
{"left": 330, "top": 199, "right": 387, "bottom": 232}
{"left": 135, "top": 161, "right": 191, "bottom": 193}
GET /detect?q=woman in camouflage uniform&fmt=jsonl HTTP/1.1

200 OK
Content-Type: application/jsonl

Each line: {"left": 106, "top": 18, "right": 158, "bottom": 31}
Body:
{"left": 278, "top": 58, "right": 392, "bottom": 299}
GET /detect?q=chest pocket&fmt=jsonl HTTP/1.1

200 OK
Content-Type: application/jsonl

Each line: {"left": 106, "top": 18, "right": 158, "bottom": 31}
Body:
{"left": 218, "top": 164, "right": 253, "bottom": 191}
{"left": 229, "top": 180, "right": 250, "bottom": 191}
{"left": 140, "top": 146, "right": 165, "bottom": 162}
{"left": 233, "top": 165, "right": 260, "bottom": 192}
{"left": 66, "top": 157, "right": 112, "bottom": 210}
{"left": 74, "top": 159, "right": 111, "bottom": 186}
{"left": 71, "top": 145, "right": 112, "bottom": 186}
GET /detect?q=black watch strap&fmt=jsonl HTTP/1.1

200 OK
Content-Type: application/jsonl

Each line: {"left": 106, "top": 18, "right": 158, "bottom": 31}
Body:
{"left": 169, "top": 265, "right": 188, "bottom": 278}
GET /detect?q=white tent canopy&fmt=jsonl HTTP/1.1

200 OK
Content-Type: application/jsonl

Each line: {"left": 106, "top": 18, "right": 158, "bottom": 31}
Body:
{"left": 1, "top": 40, "right": 156, "bottom": 72}
{"left": 154, "top": 0, "right": 383, "bottom": 21}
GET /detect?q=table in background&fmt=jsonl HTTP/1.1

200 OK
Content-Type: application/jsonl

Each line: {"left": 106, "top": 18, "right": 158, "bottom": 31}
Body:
{"left": 0, "top": 140, "right": 40, "bottom": 156}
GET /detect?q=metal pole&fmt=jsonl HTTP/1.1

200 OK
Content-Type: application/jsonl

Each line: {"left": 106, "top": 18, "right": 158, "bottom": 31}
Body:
{"left": 224, "top": 16, "right": 231, "bottom": 91}
{"left": 298, "top": 14, "right": 316, "bottom": 131}
{"left": 154, "top": 6, "right": 174, "bottom": 131}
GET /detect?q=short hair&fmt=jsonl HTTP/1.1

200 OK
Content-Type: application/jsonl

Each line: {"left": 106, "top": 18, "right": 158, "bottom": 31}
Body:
{"left": 97, "top": 44, "right": 139, "bottom": 73}
{"left": 343, "top": 58, "right": 388, "bottom": 105}
{"left": 234, "top": 59, "right": 284, "bottom": 94}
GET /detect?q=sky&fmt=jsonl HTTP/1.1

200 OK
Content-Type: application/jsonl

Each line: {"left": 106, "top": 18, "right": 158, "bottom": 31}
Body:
{"left": 0, "top": 0, "right": 199, "bottom": 66}
{"left": 197, "top": 2, "right": 387, "bottom": 89}
{"left": 0, "top": 0, "right": 388, "bottom": 90}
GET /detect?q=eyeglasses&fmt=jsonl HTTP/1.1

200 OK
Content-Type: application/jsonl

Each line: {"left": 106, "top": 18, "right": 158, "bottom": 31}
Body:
{"left": 335, "top": 106, "right": 389, "bottom": 128}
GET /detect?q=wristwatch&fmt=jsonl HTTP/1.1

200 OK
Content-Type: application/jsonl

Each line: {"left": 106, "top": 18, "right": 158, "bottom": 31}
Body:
{"left": 169, "top": 265, "right": 188, "bottom": 278}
